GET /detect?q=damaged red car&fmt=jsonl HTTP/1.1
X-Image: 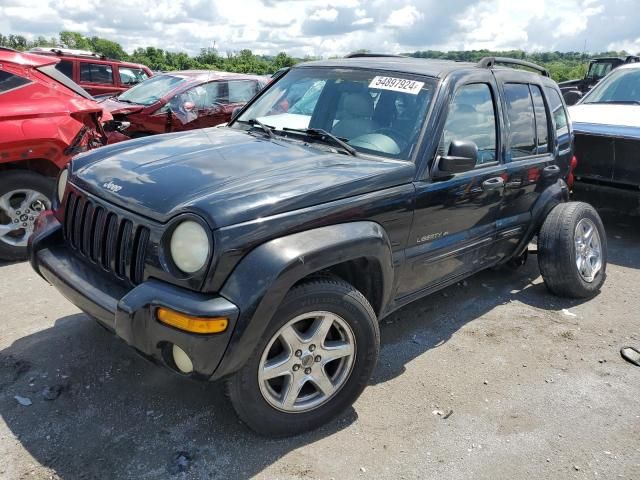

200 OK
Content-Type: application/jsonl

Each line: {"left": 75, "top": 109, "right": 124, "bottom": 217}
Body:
{"left": 0, "top": 47, "right": 108, "bottom": 261}
{"left": 100, "top": 70, "right": 267, "bottom": 143}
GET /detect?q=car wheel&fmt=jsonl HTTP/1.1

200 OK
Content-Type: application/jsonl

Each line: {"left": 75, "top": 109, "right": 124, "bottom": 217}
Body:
{"left": 226, "top": 278, "right": 379, "bottom": 437}
{"left": 0, "top": 171, "right": 54, "bottom": 262}
{"left": 538, "top": 202, "right": 607, "bottom": 298}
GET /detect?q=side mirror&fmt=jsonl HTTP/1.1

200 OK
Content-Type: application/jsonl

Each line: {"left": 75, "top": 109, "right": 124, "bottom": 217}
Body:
{"left": 183, "top": 101, "right": 196, "bottom": 112}
{"left": 230, "top": 106, "right": 243, "bottom": 122}
{"left": 435, "top": 140, "right": 478, "bottom": 176}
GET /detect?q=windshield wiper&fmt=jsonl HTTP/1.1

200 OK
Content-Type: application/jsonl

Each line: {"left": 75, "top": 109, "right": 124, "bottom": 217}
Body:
{"left": 283, "top": 128, "right": 357, "bottom": 156}
{"left": 238, "top": 119, "right": 276, "bottom": 138}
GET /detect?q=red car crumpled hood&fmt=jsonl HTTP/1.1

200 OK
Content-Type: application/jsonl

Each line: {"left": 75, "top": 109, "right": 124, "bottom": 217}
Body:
{"left": 100, "top": 97, "right": 145, "bottom": 115}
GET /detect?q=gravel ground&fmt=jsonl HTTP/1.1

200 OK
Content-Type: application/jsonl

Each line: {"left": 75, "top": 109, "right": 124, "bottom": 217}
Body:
{"left": 0, "top": 207, "right": 639, "bottom": 480}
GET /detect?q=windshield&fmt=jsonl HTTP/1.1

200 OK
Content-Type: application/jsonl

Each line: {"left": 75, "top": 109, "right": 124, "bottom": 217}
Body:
{"left": 117, "top": 74, "right": 185, "bottom": 105}
{"left": 582, "top": 67, "right": 640, "bottom": 104}
{"left": 233, "top": 67, "right": 437, "bottom": 159}
{"left": 586, "top": 61, "right": 615, "bottom": 81}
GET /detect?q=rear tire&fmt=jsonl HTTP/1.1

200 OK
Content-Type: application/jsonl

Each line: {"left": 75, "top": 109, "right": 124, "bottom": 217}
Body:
{"left": 0, "top": 171, "right": 54, "bottom": 261}
{"left": 226, "top": 278, "right": 379, "bottom": 437}
{"left": 538, "top": 202, "right": 606, "bottom": 298}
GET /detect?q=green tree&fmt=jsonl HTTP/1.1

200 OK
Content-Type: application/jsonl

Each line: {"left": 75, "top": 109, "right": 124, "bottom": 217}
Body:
{"left": 273, "top": 52, "right": 296, "bottom": 70}
{"left": 59, "top": 31, "right": 91, "bottom": 50}
{"left": 88, "top": 36, "right": 127, "bottom": 59}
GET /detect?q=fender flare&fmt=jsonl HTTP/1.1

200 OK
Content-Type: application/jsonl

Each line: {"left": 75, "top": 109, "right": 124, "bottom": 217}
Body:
{"left": 511, "top": 179, "right": 570, "bottom": 259}
{"left": 213, "top": 221, "right": 394, "bottom": 379}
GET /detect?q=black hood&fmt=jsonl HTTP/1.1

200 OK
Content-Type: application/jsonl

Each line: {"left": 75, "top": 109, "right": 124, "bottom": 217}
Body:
{"left": 70, "top": 127, "right": 415, "bottom": 228}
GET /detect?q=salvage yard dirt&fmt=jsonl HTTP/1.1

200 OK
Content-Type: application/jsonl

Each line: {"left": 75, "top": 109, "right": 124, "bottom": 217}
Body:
{"left": 1, "top": 208, "right": 639, "bottom": 480}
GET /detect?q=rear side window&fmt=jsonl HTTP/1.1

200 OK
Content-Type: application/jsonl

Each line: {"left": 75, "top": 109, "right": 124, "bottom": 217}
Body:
{"left": 0, "top": 70, "right": 32, "bottom": 94}
{"left": 55, "top": 60, "right": 73, "bottom": 79}
{"left": 545, "top": 87, "right": 569, "bottom": 133}
{"left": 504, "top": 83, "right": 536, "bottom": 159}
{"left": 203, "top": 82, "right": 223, "bottom": 106}
{"left": 530, "top": 85, "right": 549, "bottom": 154}
{"left": 439, "top": 83, "right": 497, "bottom": 165}
{"left": 118, "top": 67, "right": 149, "bottom": 86}
{"left": 80, "top": 63, "right": 114, "bottom": 84}
{"left": 228, "top": 80, "right": 259, "bottom": 103}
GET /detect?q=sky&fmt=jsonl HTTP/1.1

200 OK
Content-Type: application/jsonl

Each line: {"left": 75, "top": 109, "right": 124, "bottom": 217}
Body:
{"left": 1, "top": 0, "right": 639, "bottom": 57}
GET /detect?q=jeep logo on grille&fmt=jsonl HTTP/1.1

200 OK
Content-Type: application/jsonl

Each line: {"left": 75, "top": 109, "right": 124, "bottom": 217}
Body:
{"left": 103, "top": 181, "right": 123, "bottom": 193}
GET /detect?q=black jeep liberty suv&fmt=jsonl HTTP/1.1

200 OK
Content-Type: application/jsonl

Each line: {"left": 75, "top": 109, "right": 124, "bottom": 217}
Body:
{"left": 30, "top": 55, "right": 607, "bottom": 436}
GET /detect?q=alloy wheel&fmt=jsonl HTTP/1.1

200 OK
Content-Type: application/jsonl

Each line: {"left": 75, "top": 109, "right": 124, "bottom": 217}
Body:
{"left": 258, "top": 311, "right": 356, "bottom": 413}
{"left": 0, "top": 189, "right": 50, "bottom": 247}
{"left": 574, "top": 218, "right": 602, "bottom": 283}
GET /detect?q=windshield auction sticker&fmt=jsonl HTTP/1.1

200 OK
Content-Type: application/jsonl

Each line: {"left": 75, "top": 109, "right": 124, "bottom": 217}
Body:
{"left": 369, "top": 76, "right": 424, "bottom": 95}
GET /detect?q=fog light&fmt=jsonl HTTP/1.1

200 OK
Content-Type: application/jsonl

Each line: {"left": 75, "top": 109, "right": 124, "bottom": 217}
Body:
{"left": 157, "top": 307, "right": 228, "bottom": 334}
{"left": 172, "top": 344, "right": 194, "bottom": 374}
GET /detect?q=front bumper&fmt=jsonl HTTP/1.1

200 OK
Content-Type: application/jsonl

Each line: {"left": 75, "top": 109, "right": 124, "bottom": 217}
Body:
{"left": 29, "top": 212, "right": 239, "bottom": 380}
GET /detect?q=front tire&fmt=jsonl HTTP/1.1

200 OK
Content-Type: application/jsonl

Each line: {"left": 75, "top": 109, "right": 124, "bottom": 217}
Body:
{"left": 226, "top": 278, "right": 379, "bottom": 437}
{"left": 538, "top": 202, "right": 607, "bottom": 298}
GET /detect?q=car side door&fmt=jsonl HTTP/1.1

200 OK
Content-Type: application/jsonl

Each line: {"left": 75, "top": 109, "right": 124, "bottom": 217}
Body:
{"left": 490, "top": 75, "right": 560, "bottom": 260}
{"left": 161, "top": 83, "right": 215, "bottom": 132}
{"left": 396, "top": 76, "right": 507, "bottom": 299}
{"left": 78, "top": 61, "right": 117, "bottom": 96}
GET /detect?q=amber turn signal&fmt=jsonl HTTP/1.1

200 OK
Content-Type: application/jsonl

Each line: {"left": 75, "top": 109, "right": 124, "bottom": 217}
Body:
{"left": 156, "top": 308, "right": 228, "bottom": 334}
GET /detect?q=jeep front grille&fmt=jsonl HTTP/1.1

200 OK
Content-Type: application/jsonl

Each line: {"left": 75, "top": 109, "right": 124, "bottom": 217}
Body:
{"left": 63, "top": 190, "right": 150, "bottom": 285}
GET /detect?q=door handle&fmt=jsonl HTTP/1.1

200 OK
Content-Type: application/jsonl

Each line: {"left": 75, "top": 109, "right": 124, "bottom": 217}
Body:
{"left": 482, "top": 177, "right": 505, "bottom": 191}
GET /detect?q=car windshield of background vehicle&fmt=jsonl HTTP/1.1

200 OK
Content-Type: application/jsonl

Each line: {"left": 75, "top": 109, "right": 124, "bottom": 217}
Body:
{"left": 234, "top": 68, "right": 436, "bottom": 160}
{"left": 586, "top": 62, "right": 613, "bottom": 80}
{"left": 582, "top": 68, "right": 640, "bottom": 105}
{"left": 117, "top": 74, "right": 185, "bottom": 105}
{"left": 119, "top": 67, "right": 149, "bottom": 85}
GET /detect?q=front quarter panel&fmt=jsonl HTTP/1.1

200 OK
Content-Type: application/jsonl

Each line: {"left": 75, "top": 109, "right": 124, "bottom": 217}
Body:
{"left": 214, "top": 221, "right": 394, "bottom": 379}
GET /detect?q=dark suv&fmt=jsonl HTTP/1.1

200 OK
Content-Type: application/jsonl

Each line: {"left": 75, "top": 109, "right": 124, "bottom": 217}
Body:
{"left": 29, "top": 56, "right": 606, "bottom": 437}
{"left": 559, "top": 55, "right": 640, "bottom": 105}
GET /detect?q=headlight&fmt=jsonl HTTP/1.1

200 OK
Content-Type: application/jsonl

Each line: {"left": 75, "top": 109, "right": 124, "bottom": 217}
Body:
{"left": 57, "top": 168, "right": 69, "bottom": 203}
{"left": 169, "top": 220, "right": 210, "bottom": 273}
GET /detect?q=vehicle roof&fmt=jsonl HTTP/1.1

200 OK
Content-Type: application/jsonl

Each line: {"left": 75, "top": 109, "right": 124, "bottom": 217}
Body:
{"left": 0, "top": 47, "right": 59, "bottom": 68}
{"left": 592, "top": 56, "right": 639, "bottom": 62}
{"left": 591, "top": 57, "right": 625, "bottom": 62}
{"left": 161, "top": 70, "right": 267, "bottom": 82}
{"left": 294, "top": 56, "right": 548, "bottom": 81}
{"left": 28, "top": 48, "right": 149, "bottom": 69}
{"left": 616, "top": 62, "right": 640, "bottom": 71}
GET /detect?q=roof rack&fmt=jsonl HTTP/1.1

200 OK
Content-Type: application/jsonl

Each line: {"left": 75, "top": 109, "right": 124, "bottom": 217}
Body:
{"left": 344, "top": 52, "right": 406, "bottom": 59}
{"left": 625, "top": 55, "right": 640, "bottom": 63}
{"left": 29, "top": 47, "right": 107, "bottom": 60}
{"left": 477, "top": 56, "right": 550, "bottom": 77}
